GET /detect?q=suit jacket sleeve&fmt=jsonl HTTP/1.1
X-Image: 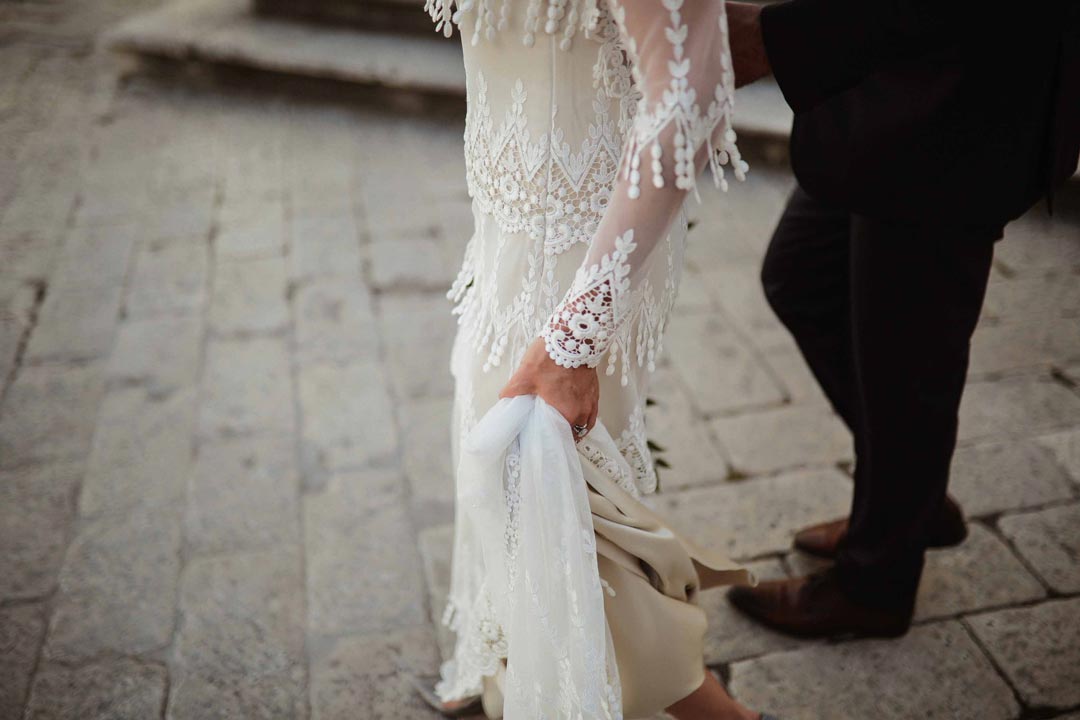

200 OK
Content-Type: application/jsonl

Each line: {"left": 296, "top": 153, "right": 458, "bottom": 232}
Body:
{"left": 759, "top": 0, "right": 973, "bottom": 112}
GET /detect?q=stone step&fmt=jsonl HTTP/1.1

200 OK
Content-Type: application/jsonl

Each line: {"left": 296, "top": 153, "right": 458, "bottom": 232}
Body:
{"left": 102, "top": 0, "right": 794, "bottom": 140}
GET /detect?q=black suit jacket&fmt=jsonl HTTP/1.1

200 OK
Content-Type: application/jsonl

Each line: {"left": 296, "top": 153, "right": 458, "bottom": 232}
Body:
{"left": 760, "top": 0, "right": 1080, "bottom": 225}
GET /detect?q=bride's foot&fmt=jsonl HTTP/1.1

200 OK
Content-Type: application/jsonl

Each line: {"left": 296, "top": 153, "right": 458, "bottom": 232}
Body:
{"left": 407, "top": 674, "right": 484, "bottom": 718}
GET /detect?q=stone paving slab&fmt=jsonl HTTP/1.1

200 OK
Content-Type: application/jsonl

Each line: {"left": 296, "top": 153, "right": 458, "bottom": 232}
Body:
{"left": 1037, "top": 428, "right": 1080, "bottom": 486}
{"left": 124, "top": 239, "right": 210, "bottom": 318}
{"left": 0, "top": 603, "right": 47, "bottom": 717}
{"left": 298, "top": 360, "right": 398, "bottom": 475}
{"left": 309, "top": 626, "right": 441, "bottom": 720}
{"left": 911, "top": 524, "right": 1045, "bottom": 621}
{"left": 948, "top": 439, "right": 1076, "bottom": 518}
{"left": 646, "top": 365, "right": 733, "bottom": 490}
{"left": 184, "top": 432, "right": 301, "bottom": 556}
{"left": 304, "top": 470, "right": 426, "bottom": 638}
{"left": 0, "top": 364, "right": 106, "bottom": 468}
{"left": 0, "top": 462, "right": 83, "bottom": 600}
{"left": 171, "top": 547, "right": 307, "bottom": 719}
{"left": 958, "top": 375, "right": 1080, "bottom": 444}
{"left": 292, "top": 278, "right": 380, "bottom": 366}
{"left": 998, "top": 503, "right": 1080, "bottom": 594}
{"left": 966, "top": 598, "right": 1080, "bottom": 709}
{"left": 198, "top": 335, "right": 295, "bottom": 438}
{"left": 656, "top": 468, "right": 852, "bottom": 561}
{"left": 106, "top": 314, "right": 203, "bottom": 393}
{"left": 24, "top": 658, "right": 168, "bottom": 720}
{"left": 208, "top": 255, "right": 290, "bottom": 335}
{"left": 729, "top": 622, "right": 1020, "bottom": 720}
{"left": 709, "top": 404, "right": 853, "bottom": 476}
{"left": 45, "top": 506, "right": 183, "bottom": 663}
{"left": 665, "top": 311, "right": 786, "bottom": 416}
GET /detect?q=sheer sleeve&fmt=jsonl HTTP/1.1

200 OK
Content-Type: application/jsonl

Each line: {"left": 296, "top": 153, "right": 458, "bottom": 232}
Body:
{"left": 540, "top": 0, "right": 747, "bottom": 376}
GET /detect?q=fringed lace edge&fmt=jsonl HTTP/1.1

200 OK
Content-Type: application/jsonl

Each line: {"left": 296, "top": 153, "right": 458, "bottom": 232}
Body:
{"left": 609, "top": 0, "right": 749, "bottom": 204}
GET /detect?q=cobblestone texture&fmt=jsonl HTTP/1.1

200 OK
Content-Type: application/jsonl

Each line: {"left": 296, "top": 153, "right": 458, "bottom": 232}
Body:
{"left": 0, "top": 3, "right": 1077, "bottom": 717}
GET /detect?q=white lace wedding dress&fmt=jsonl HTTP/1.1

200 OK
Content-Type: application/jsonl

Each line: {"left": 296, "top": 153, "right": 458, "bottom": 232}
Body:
{"left": 425, "top": 0, "right": 753, "bottom": 717}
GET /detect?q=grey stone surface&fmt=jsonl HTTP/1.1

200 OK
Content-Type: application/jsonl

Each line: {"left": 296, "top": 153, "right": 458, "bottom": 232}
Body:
{"left": 209, "top": 255, "right": 289, "bottom": 335}
{"left": 185, "top": 433, "right": 301, "bottom": 556}
{"left": 215, "top": 202, "right": 286, "bottom": 260}
{"left": 968, "top": 319, "right": 1080, "bottom": 376}
{"left": 400, "top": 396, "right": 455, "bottom": 507}
{"left": 305, "top": 470, "right": 426, "bottom": 637}
{"left": 48, "top": 222, "right": 137, "bottom": 293}
{"left": 665, "top": 311, "right": 785, "bottom": 415}
{"left": 106, "top": 314, "right": 204, "bottom": 392}
{"left": 369, "top": 234, "right": 458, "bottom": 292}
{"left": 377, "top": 294, "right": 455, "bottom": 400}
{"left": 198, "top": 336, "right": 294, "bottom": 438}
{"left": 0, "top": 604, "right": 46, "bottom": 718}
{"left": 656, "top": 469, "right": 852, "bottom": 560}
{"left": 913, "top": 524, "right": 1044, "bottom": 621}
{"left": 982, "top": 272, "right": 1080, "bottom": 321}
{"left": 24, "top": 283, "right": 124, "bottom": 363}
{"left": 293, "top": 277, "right": 380, "bottom": 365}
{"left": 78, "top": 386, "right": 196, "bottom": 518}
{"left": 288, "top": 209, "right": 363, "bottom": 281}
{"left": 959, "top": 375, "right": 1080, "bottom": 443}
{"left": 729, "top": 622, "right": 1020, "bottom": 720}
{"left": 998, "top": 503, "right": 1080, "bottom": 594}
{"left": 645, "top": 366, "right": 732, "bottom": 490}
{"left": 417, "top": 523, "right": 455, "bottom": 659}
{"left": 125, "top": 239, "right": 209, "bottom": 318}
{"left": 310, "top": 626, "right": 441, "bottom": 720}
{"left": 948, "top": 439, "right": 1075, "bottom": 518}
{"left": 967, "top": 598, "right": 1080, "bottom": 709}
{"left": 0, "top": 364, "right": 105, "bottom": 468}
{"left": 700, "top": 265, "right": 792, "bottom": 353}
{"left": 298, "top": 361, "right": 398, "bottom": 476}
{"left": 760, "top": 345, "right": 830, "bottom": 407}
{"left": 1037, "top": 428, "right": 1080, "bottom": 486}
{"left": 700, "top": 558, "right": 808, "bottom": 665}
{"left": 709, "top": 404, "right": 852, "bottom": 475}
{"left": 171, "top": 548, "right": 307, "bottom": 718}
{"left": 45, "top": 508, "right": 183, "bottom": 663}
{"left": 0, "top": 463, "right": 82, "bottom": 599}
{"left": 25, "top": 659, "right": 167, "bottom": 720}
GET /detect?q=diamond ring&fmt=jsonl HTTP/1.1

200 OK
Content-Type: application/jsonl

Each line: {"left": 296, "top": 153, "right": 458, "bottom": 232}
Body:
{"left": 572, "top": 424, "right": 588, "bottom": 438}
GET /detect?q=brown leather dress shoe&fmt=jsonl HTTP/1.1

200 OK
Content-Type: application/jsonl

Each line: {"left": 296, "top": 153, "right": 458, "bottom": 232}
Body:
{"left": 793, "top": 495, "right": 968, "bottom": 558}
{"left": 728, "top": 570, "right": 913, "bottom": 638}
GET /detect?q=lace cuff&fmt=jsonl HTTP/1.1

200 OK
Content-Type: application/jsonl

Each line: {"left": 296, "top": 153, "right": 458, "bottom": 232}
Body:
{"left": 540, "top": 230, "right": 636, "bottom": 370}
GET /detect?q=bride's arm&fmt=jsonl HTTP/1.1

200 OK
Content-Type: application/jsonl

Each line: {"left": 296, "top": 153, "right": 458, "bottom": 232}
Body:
{"left": 501, "top": 0, "right": 745, "bottom": 436}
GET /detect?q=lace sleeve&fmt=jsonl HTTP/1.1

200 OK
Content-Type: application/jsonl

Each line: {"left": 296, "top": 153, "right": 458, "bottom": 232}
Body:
{"left": 541, "top": 0, "right": 747, "bottom": 375}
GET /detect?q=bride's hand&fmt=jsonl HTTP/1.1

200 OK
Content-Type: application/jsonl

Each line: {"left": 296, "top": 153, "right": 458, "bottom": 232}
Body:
{"left": 500, "top": 337, "right": 599, "bottom": 440}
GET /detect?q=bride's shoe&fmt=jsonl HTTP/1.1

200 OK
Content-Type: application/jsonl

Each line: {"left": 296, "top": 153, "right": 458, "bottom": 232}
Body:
{"left": 407, "top": 674, "right": 484, "bottom": 718}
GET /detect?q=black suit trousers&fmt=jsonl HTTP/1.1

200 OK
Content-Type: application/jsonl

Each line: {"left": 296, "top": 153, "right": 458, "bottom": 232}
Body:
{"left": 760, "top": 185, "right": 1000, "bottom": 609}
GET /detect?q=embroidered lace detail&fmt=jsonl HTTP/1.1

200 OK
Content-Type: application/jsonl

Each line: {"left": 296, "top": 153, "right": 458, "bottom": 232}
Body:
{"left": 540, "top": 226, "right": 678, "bottom": 382}
{"left": 426, "top": 0, "right": 605, "bottom": 49}
{"left": 608, "top": 0, "right": 747, "bottom": 200}
{"left": 463, "top": 71, "right": 624, "bottom": 257}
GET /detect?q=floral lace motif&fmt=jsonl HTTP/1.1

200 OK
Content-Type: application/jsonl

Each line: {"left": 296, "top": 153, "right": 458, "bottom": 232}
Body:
{"left": 463, "top": 71, "right": 624, "bottom": 257}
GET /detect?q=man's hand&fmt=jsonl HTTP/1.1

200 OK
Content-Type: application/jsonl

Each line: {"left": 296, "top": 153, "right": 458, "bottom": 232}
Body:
{"left": 728, "top": 2, "right": 772, "bottom": 88}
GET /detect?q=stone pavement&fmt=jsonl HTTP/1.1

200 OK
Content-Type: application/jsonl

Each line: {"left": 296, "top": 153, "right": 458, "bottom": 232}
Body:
{"left": 2, "top": 3, "right": 1080, "bottom": 719}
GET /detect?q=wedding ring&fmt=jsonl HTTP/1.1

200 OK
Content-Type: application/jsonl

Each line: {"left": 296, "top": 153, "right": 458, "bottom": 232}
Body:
{"left": 572, "top": 424, "right": 589, "bottom": 438}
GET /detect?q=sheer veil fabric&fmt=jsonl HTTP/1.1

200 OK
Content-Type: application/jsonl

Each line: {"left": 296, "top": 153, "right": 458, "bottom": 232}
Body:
{"left": 425, "top": 1, "right": 753, "bottom": 717}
